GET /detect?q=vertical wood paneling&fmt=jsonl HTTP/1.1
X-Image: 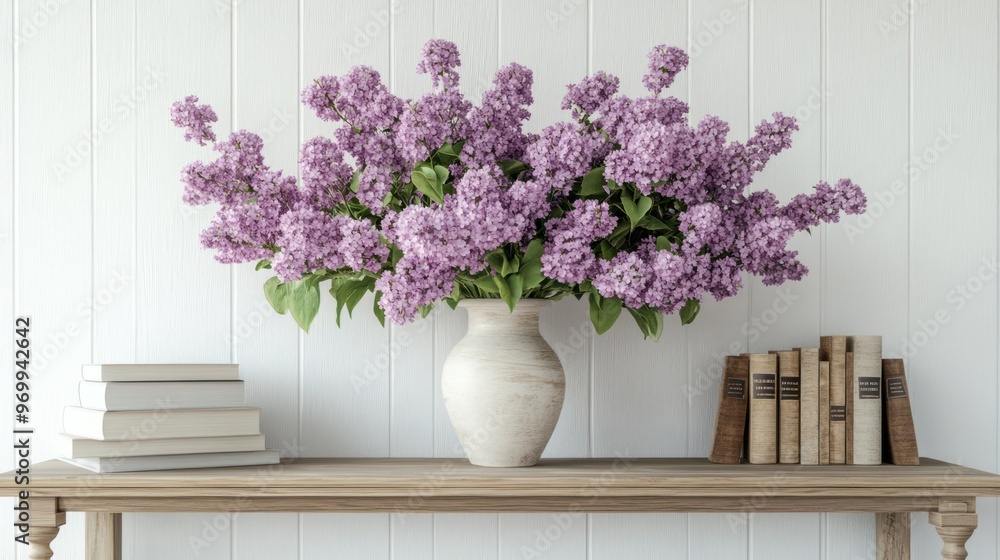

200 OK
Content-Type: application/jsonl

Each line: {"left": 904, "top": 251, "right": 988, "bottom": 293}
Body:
{"left": 911, "top": 2, "right": 998, "bottom": 558}
{"left": 686, "top": 0, "right": 751, "bottom": 556}
{"left": 131, "top": 0, "right": 233, "bottom": 558}
{"left": 299, "top": 1, "right": 392, "bottom": 556}
{"left": 231, "top": 0, "right": 301, "bottom": 557}
{"left": 590, "top": 513, "right": 688, "bottom": 560}
{"left": 824, "top": 0, "right": 908, "bottom": 556}
{"left": 16, "top": 1, "right": 92, "bottom": 558}
{"left": 749, "top": 0, "right": 824, "bottom": 557}
{"left": 93, "top": 0, "right": 137, "bottom": 365}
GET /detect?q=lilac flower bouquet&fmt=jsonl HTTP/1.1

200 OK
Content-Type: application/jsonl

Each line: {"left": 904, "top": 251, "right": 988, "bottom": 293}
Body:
{"left": 172, "top": 40, "right": 865, "bottom": 340}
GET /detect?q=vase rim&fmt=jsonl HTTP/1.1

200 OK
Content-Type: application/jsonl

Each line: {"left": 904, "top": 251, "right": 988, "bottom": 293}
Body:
{"left": 457, "top": 298, "right": 552, "bottom": 309}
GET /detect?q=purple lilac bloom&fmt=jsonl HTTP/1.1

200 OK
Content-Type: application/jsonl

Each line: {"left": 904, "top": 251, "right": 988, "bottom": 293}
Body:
{"left": 562, "top": 71, "right": 620, "bottom": 119}
{"left": 642, "top": 45, "right": 689, "bottom": 95}
{"left": 541, "top": 200, "right": 617, "bottom": 284}
{"left": 300, "top": 76, "right": 341, "bottom": 122}
{"left": 299, "top": 136, "right": 353, "bottom": 208}
{"left": 396, "top": 90, "right": 472, "bottom": 162}
{"left": 464, "top": 63, "right": 534, "bottom": 167}
{"left": 416, "top": 39, "right": 462, "bottom": 90}
{"left": 525, "top": 122, "right": 607, "bottom": 196}
{"left": 375, "top": 257, "right": 456, "bottom": 324}
{"left": 273, "top": 207, "right": 348, "bottom": 282}
{"left": 170, "top": 95, "right": 218, "bottom": 146}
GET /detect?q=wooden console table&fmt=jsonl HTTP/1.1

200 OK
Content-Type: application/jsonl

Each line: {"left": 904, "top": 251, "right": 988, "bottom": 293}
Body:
{"left": 4, "top": 457, "right": 1000, "bottom": 559}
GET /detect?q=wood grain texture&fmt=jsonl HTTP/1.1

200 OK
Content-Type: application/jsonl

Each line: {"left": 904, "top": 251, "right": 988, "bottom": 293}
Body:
{"left": 876, "top": 512, "right": 909, "bottom": 560}
{"left": 85, "top": 513, "right": 121, "bottom": 560}
{"left": 820, "top": 360, "right": 830, "bottom": 465}
{"left": 709, "top": 356, "right": 749, "bottom": 464}
{"left": 882, "top": 359, "right": 919, "bottom": 466}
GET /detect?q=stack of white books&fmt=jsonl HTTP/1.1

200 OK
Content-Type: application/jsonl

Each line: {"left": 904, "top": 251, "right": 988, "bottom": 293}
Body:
{"left": 58, "top": 364, "right": 280, "bottom": 473}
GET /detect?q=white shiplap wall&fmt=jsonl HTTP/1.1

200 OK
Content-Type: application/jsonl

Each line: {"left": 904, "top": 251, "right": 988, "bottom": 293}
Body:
{"left": 2, "top": 0, "right": 999, "bottom": 558}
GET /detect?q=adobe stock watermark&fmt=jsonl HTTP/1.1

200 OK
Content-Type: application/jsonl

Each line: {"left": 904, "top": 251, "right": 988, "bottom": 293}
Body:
{"left": 898, "top": 256, "right": 997, "bottom": 359}
{"left": 685, "top": 287, "right": 800, "bottom": 404}
{"left": 880, "top": 0, "right": 931, "bottom": 35}
{"left": 341, "top": 0, "right": 403, "bottom": 61}
{"left": 689, "top": 0, "right": 749, "bottom": 60}
{"left": 351, "top": 305, "right": 443, "bottom": 393}
{"left": 519, "top": 452, "right": 634, "bottom": 559}
{"left": 844, "top": 127, "right": 959, "bottom": 244}
{"left": 34, "top": 270, "right": 133, "bottom": 372}
{"left": 187, "top": 438, "right": 307, "bottom": 556}
{"left": 52, "top": 67, "right": 169, "bottom": 182}
{"left": 545, "top": 0, "right": 585, "bottom": 29}
{"left": 11, "top": 0, "right": 71, "bottom": 46}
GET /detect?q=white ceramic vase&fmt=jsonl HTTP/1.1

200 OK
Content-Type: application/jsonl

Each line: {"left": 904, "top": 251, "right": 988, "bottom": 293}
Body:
{"left": 442, "top": 299, "right": 565, "bottom": 467}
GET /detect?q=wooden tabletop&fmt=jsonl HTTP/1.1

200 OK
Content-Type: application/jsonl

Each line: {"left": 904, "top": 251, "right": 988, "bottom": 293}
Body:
{"left": 5, "top": 457, "right": 1000, "bottom": 498}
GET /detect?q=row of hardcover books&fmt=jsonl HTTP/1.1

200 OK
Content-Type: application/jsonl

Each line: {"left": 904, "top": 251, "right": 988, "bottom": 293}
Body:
{"left": 58, "top": 364, "right": 280, "bottom": 473}
{"left": 709, "top": 335, "right": 919, "bottom": 466}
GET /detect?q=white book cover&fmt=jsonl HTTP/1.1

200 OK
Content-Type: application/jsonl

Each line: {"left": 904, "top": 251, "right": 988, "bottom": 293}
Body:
{"left": 78, "top": 380, "right": 245, "bottom": 411}
{"left": 62, "top": 407, "right": 261, "bottom": 441}
{"left": 81, "top": 364, "right": 239, "bottom": 382}
{"left": 60, "top": 450, "right": 281, "bottom": 473}
{"left": 56, "top": 433, "right": 265, "bottom": 458}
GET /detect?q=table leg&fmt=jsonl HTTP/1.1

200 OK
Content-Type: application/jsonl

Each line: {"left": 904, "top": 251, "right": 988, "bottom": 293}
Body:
{"left": 877, "top": 512, "right": 910, "bottom": 559}
{"left": 28, "top": 525, "right": 60, "bottom": 560}
{"left": 86, "top": 513, "right": 122, "bottom": 560}
{"left": 930, "top": 500, "right": 978, "bottom": 560}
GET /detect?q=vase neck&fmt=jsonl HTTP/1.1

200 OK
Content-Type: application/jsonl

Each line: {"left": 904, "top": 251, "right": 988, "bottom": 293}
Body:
{"left": 460, "top": 299, "right": 548, "bottom": 332}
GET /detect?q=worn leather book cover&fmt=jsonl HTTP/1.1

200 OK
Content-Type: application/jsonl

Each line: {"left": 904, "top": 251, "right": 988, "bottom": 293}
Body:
{"left": 819, "top": 360, "right": 831, "bottom": 465}
{"left": 797, "top": 348, "right": 820, "bottom": 465}
{"left": 882, "top": 358, "right": 919, "bottom": 466}
{"left": 773, "top": 350, "right": 800, "bottom": 464}
{"left": 821, "top": 336, "right": 848, "bottom": 464}
{"left": 744, "top": 353, "right": 778, "bottom": 464}
{"left": 709, "top": 355, "right": 750, "bottom": 464}
{"left": 847, "top": 336, "right": 883, "bottom": 465}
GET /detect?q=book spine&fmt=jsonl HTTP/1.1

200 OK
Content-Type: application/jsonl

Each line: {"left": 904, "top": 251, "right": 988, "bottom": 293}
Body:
{"left": 775, "top": 350, "right": 800, "bottom": 464}
{"left": 847, "top": 336, "right": 883, "bottom": 465}
{"left": 819, "top": 360, "right": 830, "bottom": 465}
{"left": 846, "top": 351, "right": 854, "bottom": 464}
{"left": 797, "top": 348, "right": 820, "bottom": 465}
{"left": 821, "top": 336, "right": 848, "bottom": 464}
{"left": 882, "top": 358, "right": 920, "bottom": 465}
{"left": 709, "top": 356, "right": 750, "bottom": 464}
{"left": 747, "top": 354, "right": 778, "bottom": 464}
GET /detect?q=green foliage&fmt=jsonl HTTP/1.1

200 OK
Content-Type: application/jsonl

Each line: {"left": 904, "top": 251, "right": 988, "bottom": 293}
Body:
{"left": 288, "top": 280, "right": 321, "bottom": 332}
{"left": 589, "top": 292, "right": 623, "bottom": 335}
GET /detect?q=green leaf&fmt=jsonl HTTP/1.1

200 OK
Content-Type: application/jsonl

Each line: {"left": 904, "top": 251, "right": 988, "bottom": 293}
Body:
{"left": 501, "top": 254, "right": 520, "bottom": 276}
{"left": 597, "top": 240, "right": 618, "bottom": 261}
{"left": 472, "top": 275, "right": 501, "bottom": 294}
{"left": 255, "top": 259, "right": 272, "bottom": 271}
{"left": 485, "top": 251, "right": 509, "bottom": 275}
{"left": 288, "top": 281, "right": 321, "bottom": 332}
{"left": 637, "top": 215, "right": 671, "bottom": 232}
{"left": 507, "top": 273, "right": 523, "bottom": 306}
{"left": 410, "top": 168, "right": 444, "bottom": 205}
{"left": 588, "top": 292, "right": 622, "bottom": 335}
{"left": 419, "top": 304, "right": 434, "bottom": 318}
{"left": 627, "top": 306, "right": 664, "bottom": 341}
{"left": 349, "top": 169, "right": 361, "bottom": 193}
{"left": 498, "top": 159, "right": 528, "bottom": 176}
{"left": 493, "top": 275, "right": 517, "bottom": 312}
{"left": 433, "top": 164, "right": 450, "bottom": 186}
{"left": 522, "top": 239, "right": 543, "bottom": 264}
{"left": 334, "top": 277, "right": 375, "bottom": 327}
{"left": 373, "top": 291, "right": 386, "bottom": 327}
{"left": 444, "top": 297, "right": 459, "bottom": 310}
{"left": 263, "top": 276, "right": 290, "bottom": 315}
{"left": 435, "top": 143, "right": 461, "bottom": 165}
{"left": 679, "top": 298, "right": 700, "bottom": 325}
{"left": 655, "top": 236, "right": 672, "bottom": 251}
{"left": 579, "top": 166, "right": 607, "bottom": 197}
{"left": 622, "top": 195, "right": 654, "bottom": 230}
